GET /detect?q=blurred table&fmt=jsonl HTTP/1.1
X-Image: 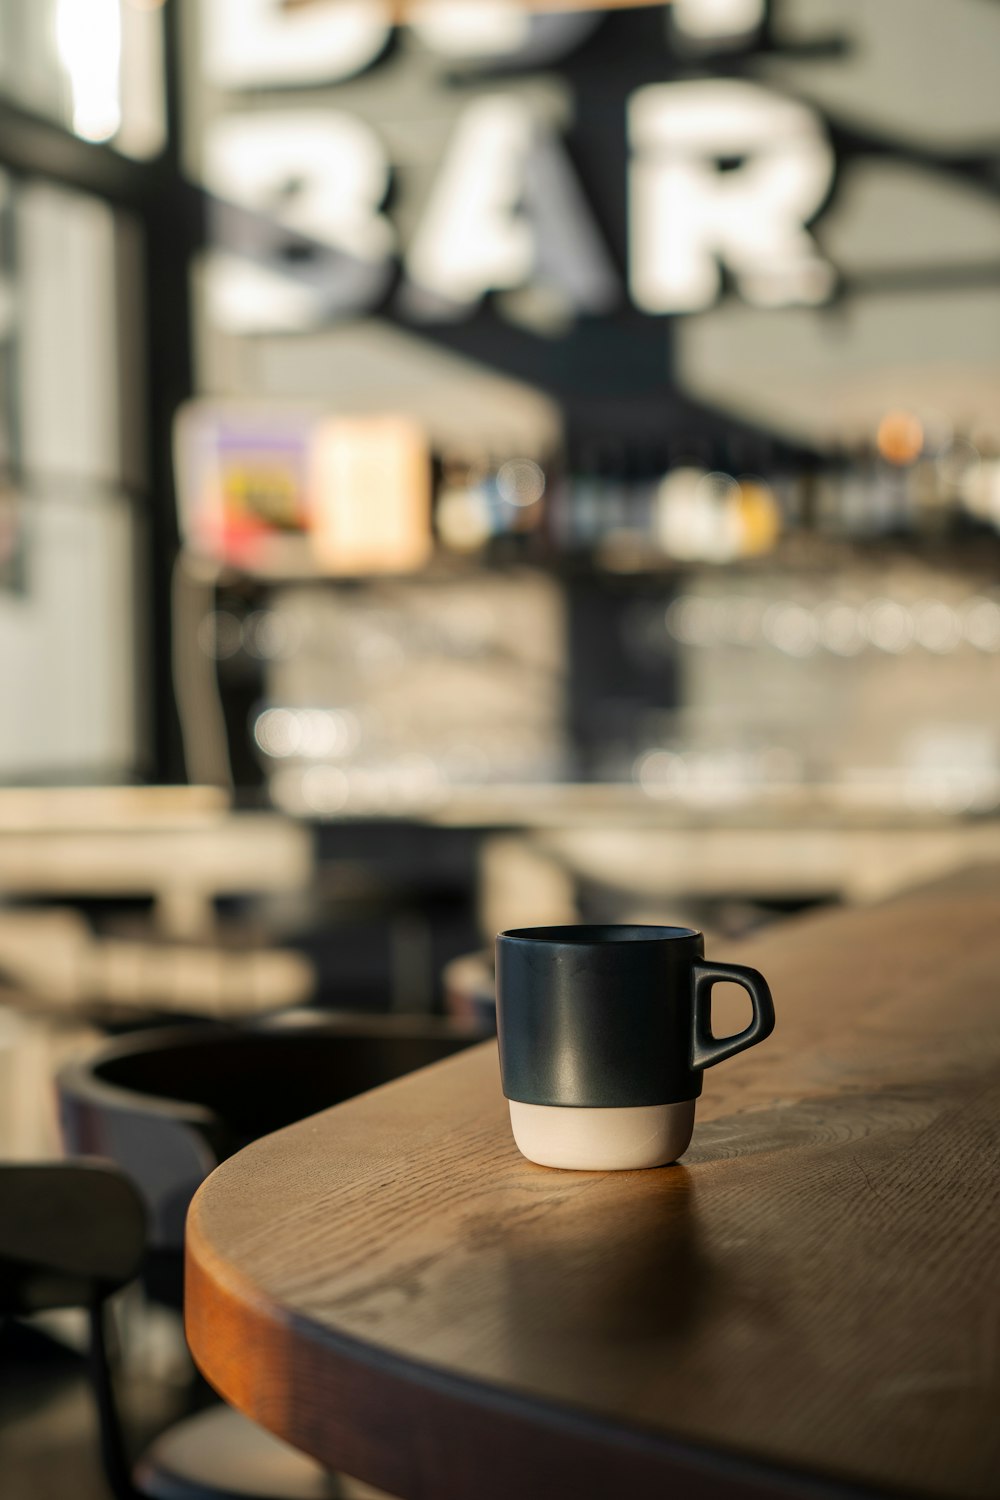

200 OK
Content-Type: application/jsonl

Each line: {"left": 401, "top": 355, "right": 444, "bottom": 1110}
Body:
{"left": 293, "top": 779, "right": 1000, "bottom": 906}
{"left": 187, "top": 868, "right": 1000, "bottom": 1500}
{"left": 0, "top": 786, "right": 312, "bottom": 937}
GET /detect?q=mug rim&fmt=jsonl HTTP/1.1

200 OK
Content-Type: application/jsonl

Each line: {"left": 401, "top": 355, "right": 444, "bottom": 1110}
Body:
{"left": 498, "top": 924, "right": 701, "bottom": 946}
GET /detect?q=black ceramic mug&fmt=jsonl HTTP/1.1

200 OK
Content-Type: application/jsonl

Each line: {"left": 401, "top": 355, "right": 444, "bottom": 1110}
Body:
{"left": 496, "top": 924, "right": 775, "bottom": 1170}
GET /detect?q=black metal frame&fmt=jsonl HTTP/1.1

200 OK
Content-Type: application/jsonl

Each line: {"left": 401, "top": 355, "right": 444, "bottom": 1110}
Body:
{"left": 88, "top": 1301, "right": 141, "bottom": 1500}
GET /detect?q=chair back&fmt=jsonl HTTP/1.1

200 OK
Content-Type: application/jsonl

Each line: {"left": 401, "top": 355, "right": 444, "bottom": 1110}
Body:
{"left": 58, "top": 1016, "right": 485, "bottom": 1259}
{"left": 0, "top": 1161, "right": 145, "bottom": 1316}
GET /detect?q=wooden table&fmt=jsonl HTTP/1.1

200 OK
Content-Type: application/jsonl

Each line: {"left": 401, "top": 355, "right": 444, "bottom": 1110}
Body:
{"left": 186, "top": 870, "right": 1000, "bottom": 1500}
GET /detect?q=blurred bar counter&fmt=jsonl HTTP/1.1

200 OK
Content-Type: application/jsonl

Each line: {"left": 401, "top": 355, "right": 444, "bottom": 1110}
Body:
{"left": 311, "top": 782, "right": 1000, "bottom": 926}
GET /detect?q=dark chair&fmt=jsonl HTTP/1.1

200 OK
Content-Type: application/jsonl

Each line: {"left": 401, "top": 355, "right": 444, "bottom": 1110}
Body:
{"left": 50, "top": 1015, "right": 486, "bottom": 1499}
{"left": 0, "top": 1160, "right": 341, "bottom": 1500}
{"left": 57, "top": 1014, "right": 485, "bottom": 1302}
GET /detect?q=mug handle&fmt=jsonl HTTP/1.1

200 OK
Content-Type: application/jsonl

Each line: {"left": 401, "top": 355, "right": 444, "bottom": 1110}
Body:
{"left": 691, "top": 962, "right": 775, "bottom": 1070}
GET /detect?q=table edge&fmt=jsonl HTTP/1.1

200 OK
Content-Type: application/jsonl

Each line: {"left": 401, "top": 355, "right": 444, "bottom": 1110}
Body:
{"left": 185, "top": 1110, "right": 909, "bottom": 1500}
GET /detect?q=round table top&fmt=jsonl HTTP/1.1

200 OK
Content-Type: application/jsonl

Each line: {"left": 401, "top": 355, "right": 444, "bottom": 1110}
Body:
{"left": 186, "top": 867, "right": 1000, "bottom": 1500}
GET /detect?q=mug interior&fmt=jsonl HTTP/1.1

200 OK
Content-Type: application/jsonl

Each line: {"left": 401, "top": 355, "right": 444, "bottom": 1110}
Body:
{"left": 499, "top": 924, "right": 700, "bottom": 945}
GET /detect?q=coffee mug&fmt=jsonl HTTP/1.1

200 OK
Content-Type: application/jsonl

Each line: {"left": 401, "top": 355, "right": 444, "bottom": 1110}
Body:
{"left": 496, "top": 924, "right": 774, "bottom": 1170}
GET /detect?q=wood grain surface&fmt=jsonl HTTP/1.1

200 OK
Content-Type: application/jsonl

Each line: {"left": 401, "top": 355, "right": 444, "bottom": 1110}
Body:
{"left": 186, "top": 869, "right": 1000, "bottom": 1500}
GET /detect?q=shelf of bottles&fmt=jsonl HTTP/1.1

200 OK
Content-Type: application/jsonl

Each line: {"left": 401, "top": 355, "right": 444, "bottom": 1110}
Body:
{"left": 178, "top": 406, "right": 1000, "bottom": 823}
{"left": 178, "top": 411, "right": 1000, "bottom": 581}
{"left": 436, "top": 433, "right": 1000, "bottom": 568}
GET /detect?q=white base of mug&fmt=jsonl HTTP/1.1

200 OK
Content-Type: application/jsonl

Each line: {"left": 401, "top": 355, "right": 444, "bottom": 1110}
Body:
{"left": 508, "top": 1099, "right": 696, "bottom": 1171}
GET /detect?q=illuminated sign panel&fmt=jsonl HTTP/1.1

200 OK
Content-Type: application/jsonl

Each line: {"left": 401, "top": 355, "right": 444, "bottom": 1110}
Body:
{"left": 198, "top": 2, "right": 836, "bottom": 332}
{"left": 191, "top": 1, "right": 1000, "bottom": 450}
{"left": 628, "top": 81, "right": 835, "bottom": 313}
